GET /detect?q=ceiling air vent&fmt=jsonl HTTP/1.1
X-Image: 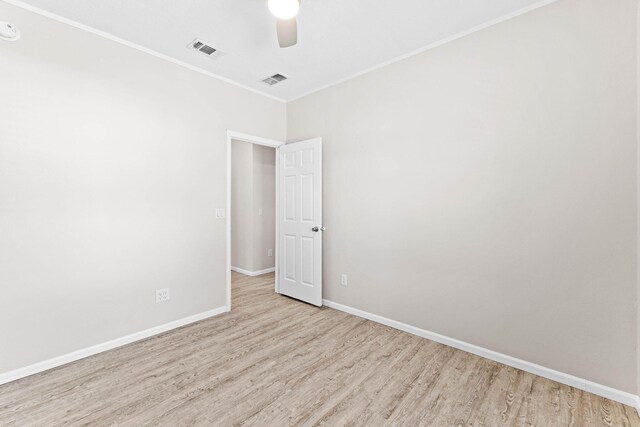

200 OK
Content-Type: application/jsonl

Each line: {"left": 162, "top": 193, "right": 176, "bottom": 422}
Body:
{"left": 262, "top": 74, "right": 288, "bottom": 86}
{"left": 188, "top": 39, "right": 221, "bottom": 58}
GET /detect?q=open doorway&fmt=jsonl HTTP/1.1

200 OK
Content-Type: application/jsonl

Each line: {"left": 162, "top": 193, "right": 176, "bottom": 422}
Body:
{"left": 226, "top": 131, "right": 284, "bottom": 310}
{"left": 226, "top": 131, "right": 324, "bottom": 310}
{"left": 231, "top": 140, "right": 276, "bottom": 277}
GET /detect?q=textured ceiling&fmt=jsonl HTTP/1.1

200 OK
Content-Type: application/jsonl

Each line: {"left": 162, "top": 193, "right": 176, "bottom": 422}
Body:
{"left": 9, "top": 0, "right": 553, "bottom": 101}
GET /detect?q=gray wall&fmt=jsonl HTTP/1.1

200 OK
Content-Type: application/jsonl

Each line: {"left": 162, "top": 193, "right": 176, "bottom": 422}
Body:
{"left": 231, "top": 141, "right": 255, "bottom": 272}
{"left": 231, "top": 141, "right": 276, "bottom": 272}
{"left": 287, "top": 0, "right": 638, "bottom": 393}
{"left": 252, "top": 145, "right": 277, "bottom": 272}
{"left": 0, "top": 2, "right": 285, "bottom": 374}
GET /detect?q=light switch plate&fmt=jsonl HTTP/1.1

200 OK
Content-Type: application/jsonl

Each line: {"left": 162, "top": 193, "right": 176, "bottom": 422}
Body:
{"left": 216, "top": 208, "right": 225, "bottom": 219}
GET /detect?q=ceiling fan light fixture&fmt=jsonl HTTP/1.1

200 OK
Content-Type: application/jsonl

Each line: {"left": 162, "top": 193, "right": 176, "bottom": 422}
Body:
{"left": 268, "top": 0, "right": 300, "bottom": 20}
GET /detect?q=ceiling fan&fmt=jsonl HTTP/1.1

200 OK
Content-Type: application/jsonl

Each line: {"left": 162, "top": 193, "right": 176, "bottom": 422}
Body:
{"left": 268, "top": 0, "right": 300, "bottom": 48}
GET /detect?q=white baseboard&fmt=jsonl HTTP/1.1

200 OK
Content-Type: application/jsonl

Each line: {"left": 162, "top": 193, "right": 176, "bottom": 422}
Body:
{"left": 231, "top": 266, "right": 275, "bottom": 277}
{"left": 323, "top": 299, "right": 638, "bottom": 408}
{"left": 0, "top": 305, "right": 229, "bottom": 386}
{"left": 2, "top": 299, "right": 636, "bottom": 411}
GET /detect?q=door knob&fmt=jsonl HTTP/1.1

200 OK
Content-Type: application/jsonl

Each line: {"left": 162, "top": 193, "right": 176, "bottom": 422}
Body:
{"left": 312, "top": 226, "right": 326, "bottom": 232}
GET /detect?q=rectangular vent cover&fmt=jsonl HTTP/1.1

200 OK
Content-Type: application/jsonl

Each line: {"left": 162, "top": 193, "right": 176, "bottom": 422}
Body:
{"left": 262, "top": 74, "right": 288, "bottom": 86}
{"left": 188, "top": 39, "right": 221, "bottom": 58}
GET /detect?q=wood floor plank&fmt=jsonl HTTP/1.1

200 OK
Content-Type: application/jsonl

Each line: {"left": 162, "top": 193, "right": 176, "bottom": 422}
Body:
{"left": 0, "top": 271, "right": 637, "bottom": 426}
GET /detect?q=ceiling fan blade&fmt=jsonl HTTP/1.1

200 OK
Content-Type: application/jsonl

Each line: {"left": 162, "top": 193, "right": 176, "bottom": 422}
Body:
{"left": 276, "top": 18, "right": 297, "bottom": 48}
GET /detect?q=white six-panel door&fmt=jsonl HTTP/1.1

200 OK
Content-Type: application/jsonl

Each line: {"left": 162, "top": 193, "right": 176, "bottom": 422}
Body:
{"left": 277, "top": 138, "right": 322, "bottom": 306}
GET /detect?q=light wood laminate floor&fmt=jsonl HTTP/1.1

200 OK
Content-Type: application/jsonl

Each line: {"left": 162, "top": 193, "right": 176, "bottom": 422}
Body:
{"left": 1, "top": 272, "right": 638, "bottom": 426}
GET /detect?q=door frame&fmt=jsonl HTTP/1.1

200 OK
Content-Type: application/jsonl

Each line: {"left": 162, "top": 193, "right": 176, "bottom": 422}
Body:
{"left": 226, "top": 130, "right": 285, "bottom": 310}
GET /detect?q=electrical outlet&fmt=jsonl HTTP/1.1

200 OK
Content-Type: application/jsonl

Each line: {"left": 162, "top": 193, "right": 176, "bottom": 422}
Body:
{"left": 156, "top": 288, "right": 170, "bottom": 303}
{"left": 268, "top": 249, "right": 273, "bottom": 257}
{"left": 341, "top": 274, "right": 348, "bottom": 287}
{"left": 215, "top": 208, "right": 225, "bottom": 219}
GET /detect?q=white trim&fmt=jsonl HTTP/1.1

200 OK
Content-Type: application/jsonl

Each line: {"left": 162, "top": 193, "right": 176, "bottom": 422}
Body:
{"left": 227, "top": 131, "right": 285, "bottom": 148}
{"left": 226, "top": 130, "right": 285, "bottom": 310}
{"left": 637, "top": 0, "right": 640, "bottom": 418}
{"left": 287, "top": 0, "right": 560, "bottom": 103}
{"left": 275, "top": 146, "right": 280, "bottom": 294}
{"left": 0, "top": 306, "right": 228, "bottom": 386}
{"left": 1, "top": 0, "right": 286, "bottom": 103}
{"left": 231, "top": 266, "right": 276, "bottom": 277}
{"left": 323, "top": 299, "right": 638, "bottom": 408}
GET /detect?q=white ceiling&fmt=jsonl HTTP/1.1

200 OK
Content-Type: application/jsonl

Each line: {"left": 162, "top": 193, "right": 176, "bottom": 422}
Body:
{"left": 13, "top": 0, "right": 550, "bottom": 101}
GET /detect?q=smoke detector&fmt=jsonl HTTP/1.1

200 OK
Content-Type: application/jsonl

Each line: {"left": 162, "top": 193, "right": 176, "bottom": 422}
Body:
{"left": 0, "top": 22, "right": 20, "bottom": 41}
